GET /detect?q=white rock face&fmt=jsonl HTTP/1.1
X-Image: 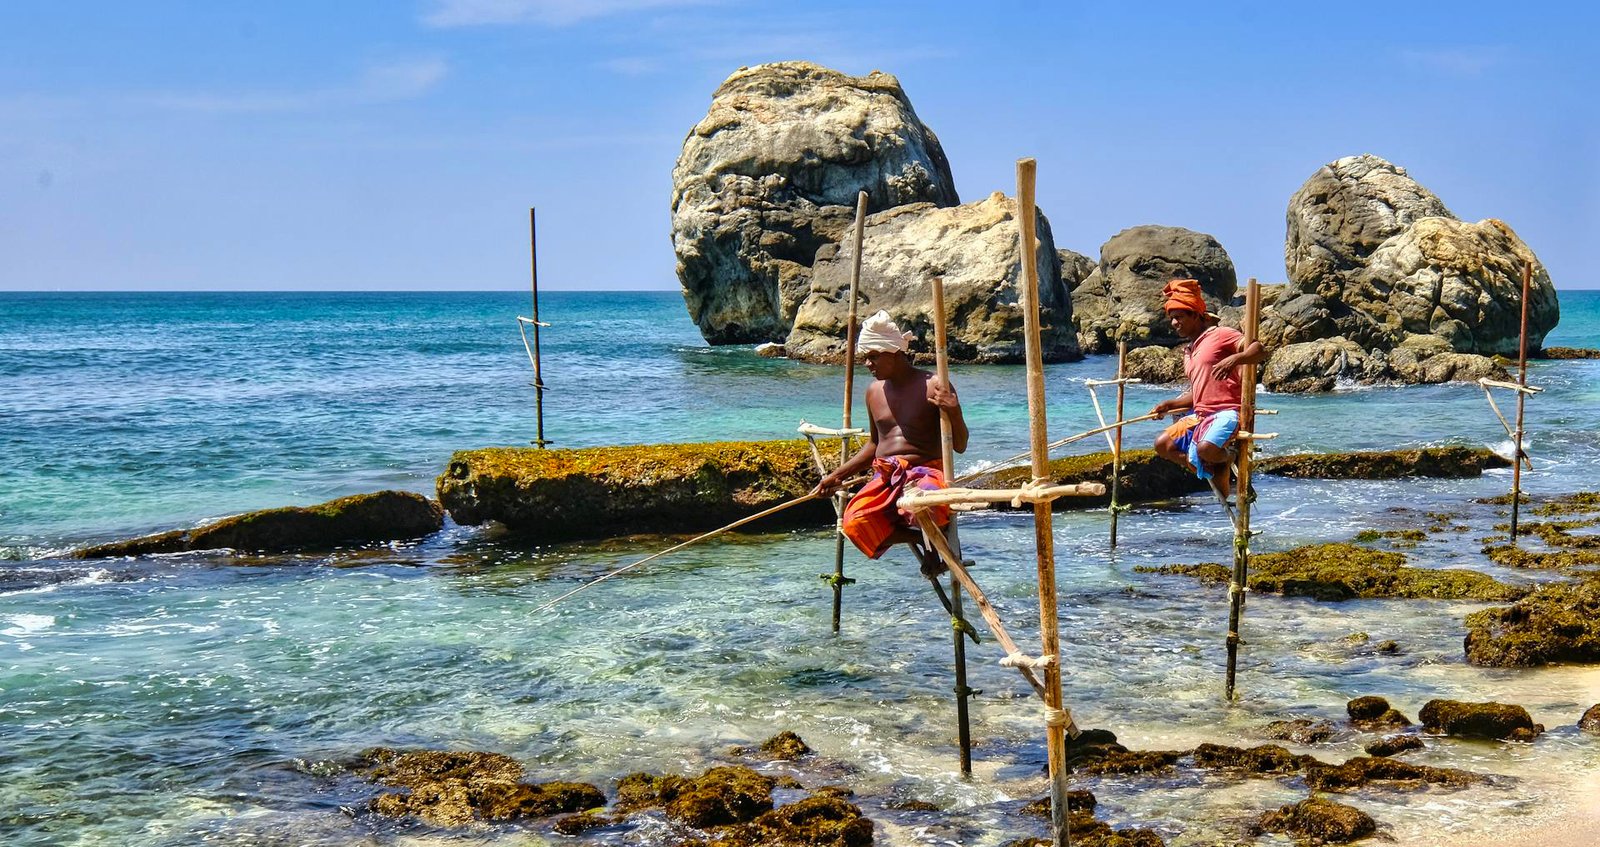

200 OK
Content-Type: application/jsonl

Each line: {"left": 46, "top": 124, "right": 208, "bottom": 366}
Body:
{"left": 671, "top": 62, "right": 958, "bottom": 345}
{"left": 1071, "top": 225, "right": 1237, "bottom": 354}
{"left": 784, "top": 192, "right": 1078, "bottom": 364}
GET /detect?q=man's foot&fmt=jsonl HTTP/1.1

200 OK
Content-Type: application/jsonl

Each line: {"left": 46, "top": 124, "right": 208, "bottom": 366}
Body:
{"left": 913, "top": 544, "right": 948, "bottom": 579}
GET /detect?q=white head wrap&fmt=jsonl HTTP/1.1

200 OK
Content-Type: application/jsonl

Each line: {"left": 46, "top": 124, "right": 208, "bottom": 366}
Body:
{"left": 855, "top": 309, "right": 914, "bottom": 354}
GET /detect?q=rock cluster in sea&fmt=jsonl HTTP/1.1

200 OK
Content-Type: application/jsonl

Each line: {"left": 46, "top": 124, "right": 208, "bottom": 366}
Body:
{"left": 671, "top": 62, "right": 1559, "bottom": 389}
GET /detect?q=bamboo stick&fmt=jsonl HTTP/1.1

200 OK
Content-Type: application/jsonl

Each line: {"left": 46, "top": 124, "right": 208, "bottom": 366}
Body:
{"left": 534, "top": 492, "right": 822, "bottom": 614}
{"left": 1224, "top": 279, "right": 1261, "bottom": 700}
{"left": 930, "top": 277, "right": 974, "bottom": 775}
{"left": 528, "top": 208, "right": 550, "bottom": 447}
{"left": 1511, "top": 261, "right": 1532, "bottom": 540}
{"left": 899, "top": 483, "right": 1105, "bottom": 509}
{"left": 1111, "top": 341, "right": 1127, "bottom": 548}
{"left": 1017, "top": 158, "right": 1071, "bottom": 847}
{"left": 830, "top": 190, "right": 871, "bottom": 632}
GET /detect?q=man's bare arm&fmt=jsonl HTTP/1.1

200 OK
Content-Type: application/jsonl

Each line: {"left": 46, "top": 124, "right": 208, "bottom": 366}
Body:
{"left": 815, "top": 416, "right": 878, "bottom": 495}
{"left": 1209, "top": 340, "right": 1268, "bottom": 380}
{"left": 1150, "top": 390, "right": 1193, "bottom": 418}
{"left": 928, "top": 376, "right": 968, "bottom": 453}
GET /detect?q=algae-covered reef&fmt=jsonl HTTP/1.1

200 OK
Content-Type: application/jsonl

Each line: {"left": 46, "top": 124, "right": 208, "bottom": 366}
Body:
{"left": 1138, "top": 542, "right": 1526, "bottom": 601}
{"left": 1257, "top": 446, "right": 1509, "bottom": 479}
{"left": 437, "top": 440, "right": 833, "bottom": 540}
{"left": 962, "top": 448, "right": 1206, "bottom": 507}
{"left": 1464, "top": 579, "right": 1600, "bottom": 667}
{"left": 75, "top": 490, "right": 443, "bottom": 558}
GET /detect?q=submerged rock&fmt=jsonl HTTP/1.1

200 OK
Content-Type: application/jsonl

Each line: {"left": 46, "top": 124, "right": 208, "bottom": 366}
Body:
{"left": 786, "top": 192, "right": 1078, "bottom": 364}
{"left": 1070, "top": 224, "right": 1237, "bottom": 354}
{"left": 1259, "top": 446, "right": 1510, "bottom": 480}
{"left": 1419, "top": 699, "right": 1544, "bottom": 742}
{"left": 1263, "top": 718, "right": 1337, "bottom": 745}
{"left": 671, "top": 61, "right": 957, "bottom": 345}
{"left": 1364, "top": 735, "right": 1425, "bottom": 757}
{"left": 75, "top": 490, "right": 443, "bottom": 558}
{"left": 1139, "top": 543, "right": 1526, "bottom": 602}
{"left": 1192, "top": 743, "right": 1317, "bottom": 775}
{"left": 759, "top": 730, "right": 813, "bottom": 761}
{"left": 1253, "top": 797, "right": 1377, "bottom": 844}
{"left": 358, "top": 748, "right": 603, "bottom": 827}
{"left": 1464, "top": 580, "right": 1600, "bottom": 667}
{"left": 437, "top": 440, "right": 831, "bottom": 540}
{"left": 1303, "top": 755, "right": 1484, "bottom": 791}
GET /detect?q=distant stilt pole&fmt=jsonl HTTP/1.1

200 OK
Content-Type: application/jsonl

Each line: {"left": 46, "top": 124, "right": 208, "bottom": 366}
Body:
{"left": 526, "top": 208, "right": 551, "bottom": 447}
{"left": 1224, "top": 279, "right": 1262, "bottom": 701}
{"left": 1109, "top": 340, "right": 1128, "bottom": 549}
{"left": 1017, "top": 158, "right": 1071, "bottom": 847}
{"left": 830, "top": 190, "right": 870, "bottom": 632}
{"left": 931, "top": 277, "right": 974, "bottom": 776}
{"left": 1510, "top": 261, "right": 1533, "bottom": 541}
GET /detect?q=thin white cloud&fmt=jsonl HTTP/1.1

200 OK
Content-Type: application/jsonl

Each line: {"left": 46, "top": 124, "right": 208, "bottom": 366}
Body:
{"left": 423, "top": 0, "right": 716, "bottom": 27}
{"left": 137, "top": 58, "right": 448, "bottom": 115}
{"left": 1398, "top": 47, "right": 1509, "bottom": 78}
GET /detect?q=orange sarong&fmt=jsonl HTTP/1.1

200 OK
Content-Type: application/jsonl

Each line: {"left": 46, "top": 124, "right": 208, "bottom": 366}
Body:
{"left": 840, "top": 456, "right": 950, "bottom": 559}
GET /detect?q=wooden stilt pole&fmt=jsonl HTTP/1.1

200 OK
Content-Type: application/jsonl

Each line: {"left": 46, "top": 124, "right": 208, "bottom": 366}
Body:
{"left": 1109, "top": 340, "right": 1128, "bottom": 549}
{"left": 828, "top": 190, "right": 870, "bottom": 631}
{"left": 527, "top": 208, "right": 551, "bottom": 447}
{"left": 1016, "top": 159, "right": 1071, "bottom": 847}
{"left": 930, "top": 277, "right": 974, "bottom": 775}
{"left": 1224, "top": 279, "right": 1261, "bottom": 701}
{"left": 1510, "top": 261, "right": 1533, "bottom": 541}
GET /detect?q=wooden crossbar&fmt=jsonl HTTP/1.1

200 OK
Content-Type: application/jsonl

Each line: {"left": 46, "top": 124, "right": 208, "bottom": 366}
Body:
{"left": 898, "top": 482, "right": 1106, "bottom": 511}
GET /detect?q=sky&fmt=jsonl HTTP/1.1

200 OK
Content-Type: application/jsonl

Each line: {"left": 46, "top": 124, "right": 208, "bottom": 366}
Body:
{"left": 2, "top": 1, "right": 1595, "bottom": 292}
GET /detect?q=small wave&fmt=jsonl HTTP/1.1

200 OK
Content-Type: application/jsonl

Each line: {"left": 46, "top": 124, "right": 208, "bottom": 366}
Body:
{"left": 1, "top": 613, "right": 55, "bottom": 636}
{"left": 0, "top": 566, "right": 140, "bottom": 596}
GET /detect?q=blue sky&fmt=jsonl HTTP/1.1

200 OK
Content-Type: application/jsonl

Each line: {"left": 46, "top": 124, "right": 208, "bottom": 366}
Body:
{"left": 2, "top": 1, "right": 1594, "bottom": 291}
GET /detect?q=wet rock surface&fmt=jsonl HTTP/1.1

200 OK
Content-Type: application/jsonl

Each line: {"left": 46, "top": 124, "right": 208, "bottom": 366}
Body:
{"left": 1264, "top": 718, "right": 1337, "bottom": 745}
{"left": 964, "top": 449, "right": 1206, "bottom": 508}
{"left": 1346, "top": 696, "right": 1412, "bottom": 731}
{"left": 671, "top": 61, "right": 957, "bottom": 345}
{"left": 1193, "top": 743, "right": 1318, "bottom": 775}
{"left": 1302, "top": 755, "right": 1483, "bottom": 791}
{"left": 358, "top": 748, "right": 604, "bottom": 827}
{"left": 437, "top": 440, "right": 832, "bottom": 540}
{"left": 1139, "top": 543, "right": 1526, "bottom": 602}
{"left": 1580, "top": 704, "right": 1600, "bottom": 732}
{"left": 759, "top": 731, "right": 813, "bottom": 761}
{"left": 1464, "top": 580, "right": 1600, "bottom": 667}
{"left": 1419, "top": 699, "right": 1544, "bottom": 742}
{"left": 1253, "top": 797, "right": 1377, "bottom": 844}
{"left": 786, "top": 192, "right": 1078, "bottom": 364}
{"left": 76, "top": 490, "right": 443, "bottom": 558}
{"left": 1259, "top": 446, "right": 1510, "bottom": 480}
{"left": 1364, "top": 735, "right": 1425, "bottom": 757}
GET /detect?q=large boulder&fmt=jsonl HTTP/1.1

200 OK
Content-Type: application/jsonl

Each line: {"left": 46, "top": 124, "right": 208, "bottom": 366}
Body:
{"left": 784, "top": 192, "right": 1079, "bottom": 363}
{"left": 1071, "top": 225, "right": 1237, "bottom": 354}
{"left": 671, "top": 62, "right": 958, "bottom": 345}
{"left": 75, "top": 491, "right": 444, "bottom": 558}
{"left": 1274, "top": 153, "right": 1559, "bottom": 361}
{"left": 1358, "top": 217, "right": 1558, "bottom": 354}
{"left": 436, "top": 440, "right": 834, "bottom": 541}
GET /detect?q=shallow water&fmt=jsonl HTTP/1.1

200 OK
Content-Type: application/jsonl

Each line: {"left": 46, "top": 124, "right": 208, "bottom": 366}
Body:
{"left": 3, "top": 291, "right": 1600, "bottom": 845}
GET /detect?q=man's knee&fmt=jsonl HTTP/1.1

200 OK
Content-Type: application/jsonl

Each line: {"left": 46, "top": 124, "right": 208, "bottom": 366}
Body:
{"left": 1195, "top": 441, "right": 1230, "bottom": 464}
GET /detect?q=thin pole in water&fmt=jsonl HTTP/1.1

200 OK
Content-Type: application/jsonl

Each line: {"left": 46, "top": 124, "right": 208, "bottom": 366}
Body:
{"left": 1224, "top": 279, "right": 1261, "bottom": 700}
{"left": 1017, "top": 158, "right": 1071, "bottom": 847}
{"left": 528, "top": 208, "right": 550, "bottom": 448}
{"left": 1510, "top": 261, "right": 1533, "bottom": 540}
{"left": 830, "top": 190, "right": 869, "bottom": 632}
{"left": 931, "top": 276, "right": 973, "bottom": 776}
{"left": 1109, "top": 340, "right": 1128, "bottom": 549}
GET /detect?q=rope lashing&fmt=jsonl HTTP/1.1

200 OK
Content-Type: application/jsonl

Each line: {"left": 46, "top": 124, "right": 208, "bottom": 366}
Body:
{"left": 818, "top": 572, "right": 856, "bottom": 588}
{"left": 1010, "top": 477, "right": 1054, "bottom": 509}
{"left": 1042, "top": 707, "right": 1079, "bottom": 736}
{"left": 1001, "top": 652, "right": 1056, "bottom": 669}
{"left": 1109, "top": 502, "right": 1132, "bottom": 515}
{"left": 951, "top": 615, "right": 980, "bottom": 642}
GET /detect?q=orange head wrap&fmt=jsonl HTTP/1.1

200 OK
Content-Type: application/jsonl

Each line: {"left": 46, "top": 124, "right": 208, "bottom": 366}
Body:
{"left": 1162, "top": 278, "right": 1211, "bottom": 316}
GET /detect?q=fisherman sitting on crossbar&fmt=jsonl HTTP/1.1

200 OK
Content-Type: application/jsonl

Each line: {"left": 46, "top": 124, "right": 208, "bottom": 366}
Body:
{"left": 814, "top": 310, "right": 967, "bottom": 577}
{"left": 1149, "top": 278, "right": 1268, "bottom": 499}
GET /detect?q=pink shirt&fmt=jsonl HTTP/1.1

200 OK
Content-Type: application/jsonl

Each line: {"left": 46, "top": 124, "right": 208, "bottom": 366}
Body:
{"left": 1183, "top": 325, "right": 1244, "bottom": 416}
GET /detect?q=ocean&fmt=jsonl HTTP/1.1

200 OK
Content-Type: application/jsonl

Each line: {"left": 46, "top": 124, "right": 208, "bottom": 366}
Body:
{"left": 3, "top": 289, "right": 1599, "bottom": 846}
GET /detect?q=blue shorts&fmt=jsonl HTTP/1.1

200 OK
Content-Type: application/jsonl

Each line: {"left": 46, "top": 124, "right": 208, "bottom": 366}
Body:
{"left": 1169, "top": 410, "right": 1240, "bottom": 480}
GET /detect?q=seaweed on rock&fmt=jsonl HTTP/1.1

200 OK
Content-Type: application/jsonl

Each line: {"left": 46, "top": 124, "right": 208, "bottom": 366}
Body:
{"left": 1138, "top": 543, "right": 1526, "bottom": 601}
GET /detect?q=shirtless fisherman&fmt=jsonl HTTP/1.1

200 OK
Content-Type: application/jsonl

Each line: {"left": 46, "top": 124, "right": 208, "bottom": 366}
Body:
{"left": 1149, "top": 277, "right": 1267, "bottom": 498}
{"left": 814, "top": 310, "right": 967, "bottom": 575}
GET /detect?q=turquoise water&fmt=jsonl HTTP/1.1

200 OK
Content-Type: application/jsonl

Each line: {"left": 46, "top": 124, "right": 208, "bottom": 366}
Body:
{"left": 3, "top": 291, "right": 1600, "bottom": 846}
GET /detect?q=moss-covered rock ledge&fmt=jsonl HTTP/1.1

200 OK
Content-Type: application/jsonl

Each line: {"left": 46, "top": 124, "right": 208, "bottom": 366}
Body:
{"left": 76, "top": 491, "right": 443, "bottom": 558}
{"left": 437, "top": 440, "right": 833, "bottom": 540}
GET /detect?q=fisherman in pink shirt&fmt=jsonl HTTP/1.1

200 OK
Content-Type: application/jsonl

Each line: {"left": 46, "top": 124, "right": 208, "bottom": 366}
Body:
{"left": 1149, "top": 278, "right": 1268, "bottom": 498}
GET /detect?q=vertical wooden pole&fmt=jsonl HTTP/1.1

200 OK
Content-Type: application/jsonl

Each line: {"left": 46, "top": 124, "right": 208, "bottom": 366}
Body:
{"left": 931, "top": 277, "right": 974, "bottom": 775}
{"left": 831, "top": 190, "right": 870, "bottom": 632}
{"left": 1510, "top": 261, "right": 1532, "bottom": 540}
{"left": 1224, "top": 279, "right": 1261, "bottom": 700}
{"left": 1109, "top": 340, "right": 1128, "bottom": 549}
{"left": 529, "top": 208, "right": 550, "bottom": 448}
{"left": 1017, "top": 158, "right": 1070, "bottom": 847}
